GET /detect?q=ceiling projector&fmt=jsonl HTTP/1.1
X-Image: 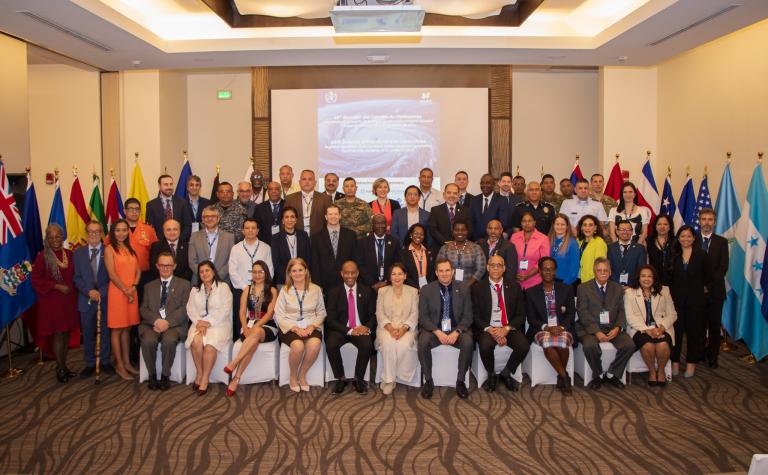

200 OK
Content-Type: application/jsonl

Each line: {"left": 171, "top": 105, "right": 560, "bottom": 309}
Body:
{"left": 330, "top": 1, "right": 425, "bottom": 33}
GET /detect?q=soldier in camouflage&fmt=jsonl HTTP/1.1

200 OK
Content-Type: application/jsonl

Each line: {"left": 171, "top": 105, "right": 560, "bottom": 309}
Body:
{"left": 541, "top": 174, "right": 564, "bottom": 213}
{"left": 589, "top": 173, "right": 617, "bottom": 218}
{"left": 214, "top": 181, "right": 248, "bottom": 242}
{"left": 335, "top": 177, "right": 373, "bottom": 238}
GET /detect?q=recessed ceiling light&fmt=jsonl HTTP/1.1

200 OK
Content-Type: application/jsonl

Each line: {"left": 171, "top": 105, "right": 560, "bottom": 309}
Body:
{"left": 617, "top": 55, "right": 628, "bottom": 63}
{"left": 131, "top": 59, "right": 142, "bottom": 66}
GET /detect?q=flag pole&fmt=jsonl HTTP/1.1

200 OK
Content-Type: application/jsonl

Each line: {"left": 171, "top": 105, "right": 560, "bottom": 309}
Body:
{"left": 1, "top": 325, "right": 24, "bottom": 379}
{"left": 720, "top": 152, "right": 738, "bottom": 353}
{"left": 94, "top": 302, "right": 101, "bottom": 384}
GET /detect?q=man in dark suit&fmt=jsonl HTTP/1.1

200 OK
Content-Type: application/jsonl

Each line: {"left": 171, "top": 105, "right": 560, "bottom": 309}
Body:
{"left": 285, "top": 169, "right": 331, "bottom": 237}
{"left": 428, "top": 183, "right": 471, "bottom": 250}
{"left": 323, "top": 172, "right": 345, "bottom": 203}
{"left": 139, "top": 252, "right": 191, "bottom": 390}
{"left": 455, "top": 170, "right": 474, "bottom": 207}
{"left": 417, "top": 258, "right": 474, "bottom": 399}
{"left": 146, "top": 174, "right": 194, "bottom": 243}
{"left": 699, "top": 208, "right": 729, "bottom": 368}
{"left": 311, "top": 204, "right": 357, "bottom": 296}
{"left": 472, "top": 255, "right": 530, "bottom": 392}
{"left": 576, "top": 258, "right": 635, "bottom": 390}
{"left": 186, "top": 175, "right": 210, "bottom": 234}
{"left": 325, "top": 261, "right": 376, "bottom": 394}
{"left": 469, "top": 174, "right": 508, "bottom": 240}
{"left": 357, "top": 214, "right": 401, "bottom": 291}
{"left": 149, "top": 219, "right": 192, "bottom": 281}
{"left": 607, "top": 221, "right": 647, "bottom": 288}
{"left": 476, "top": 220, "right": 518, "bottom": 282}
{"left": 72, "top": 220, "right": 113, "bottom": 376}
{"left": 253, "top": 181, "right": 284, "bottom": 246}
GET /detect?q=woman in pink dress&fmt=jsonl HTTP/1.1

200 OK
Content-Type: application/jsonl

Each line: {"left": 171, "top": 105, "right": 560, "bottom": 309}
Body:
{"left": 509, "top": 211, "right": 551, "bottom": 290}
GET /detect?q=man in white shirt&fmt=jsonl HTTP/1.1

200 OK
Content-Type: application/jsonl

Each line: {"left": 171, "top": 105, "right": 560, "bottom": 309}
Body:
{"left": 229, "top": 218, "right": 273, "bottom": 338}
{"left": 560, "top": 178, "right": 609, "bottom": 235}
{"left": 279, "top": 164, "right": 301, "bottom": 199}
{"left": 418, "top": 167, "right": 443, "bottom": 211}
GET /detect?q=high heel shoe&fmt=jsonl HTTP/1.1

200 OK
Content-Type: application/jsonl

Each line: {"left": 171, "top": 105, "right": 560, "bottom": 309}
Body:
{"left": 224, "top": 365, "right": 234, "bottom": 375}
{"left": 56, "top": 368, "right": 68, "bottom": 383}
{"left": 192, "top": 382, "right": 200, "bottom": 391}
{"left": 197, "top": 386, "right": 208, "bottom": 396}
{"left": 300, "top": 385, "right": 310, "bottom": 392}
{"left": 226, "top": 377, "right": 240, "bottom": 397}
{"left": 289, "top": 384, "right": 301, "bottom": 393}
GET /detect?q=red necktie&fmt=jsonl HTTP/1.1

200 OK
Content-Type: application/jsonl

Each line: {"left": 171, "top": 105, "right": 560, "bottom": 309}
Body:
{"left": 347, "top": 288, "right": 356, "bottom": 329}
{"left": 449, "top": 206, "right": 455, "bottom": 225}
{"left": 495, "top": 283, "right": 508, "bottom": 326}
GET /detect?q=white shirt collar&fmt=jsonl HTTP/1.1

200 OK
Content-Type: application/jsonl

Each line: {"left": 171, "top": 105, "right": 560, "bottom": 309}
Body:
{"left": 168, "top": 239, "right": 178, "bottom": 247}
{"left": 206, "top": 228, "right": 219, "bottom": 236}
{"left": 327, "top": 224, "right": 341, "bottom": 232}
{"left": 489, "top": 278, "right": 503, "bottom": 287}
{"left": 345, "top": 283, "right": 357, "bottom": 293}
{"left": 702, "top": 233, "right": 713, "bottom": 239}
{"left": 160, "top": 276, "right": 173, "bottom": 285}
{"left": 89, "top": 243, "right": 102, "bottom": 252}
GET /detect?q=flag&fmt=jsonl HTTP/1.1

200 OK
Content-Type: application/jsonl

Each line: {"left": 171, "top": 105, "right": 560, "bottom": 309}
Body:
{"left": 66, "top": 175, "right": 89, "bottom": 249}
{"left": 637, "top": 158, "right": 661, "bottom": 216}
{"left": 762, "top": 244, "right": 768, "bottom": 322}
{"left": 569, "top": 159, "right": 584, "bottom": 186}
{"left": 677, "top": 174, "right": 697, "bottom": 227}
{"left": 692, "top": 175, "right": 712, "bottom": 233}
{"left": 732, "top": 163, "right": 768, "bottom": 359}
{"left": 128, "top": 161, "right": 149, "bottom": 221}
{"left": 209, "top": 170, "right": 220, "bottom": 204}
{"left": 0, "top": 160, "right": 36, "bottom": 327}
{"left": 715, "top": 162, "right": 742, "bottom": 337}
{"left": 660, "top": 174, "right": 682, "bottom": 230}
{"left": 105, "top": 176, "right": 124, "bottom": 226}
{"left": 22, "top": 173, "right": 43, "bottom": 260}
{"left": 604, "top": 161, "right": 624, "bottom": 201}
{"left": 88, "top": 174, "right": 107, "bottom": 233}
{"left": 48, "top": 178, "right": 67, "bottom": 238}
{"left": 174, "top": 159, "right": 193, "bottom": 200}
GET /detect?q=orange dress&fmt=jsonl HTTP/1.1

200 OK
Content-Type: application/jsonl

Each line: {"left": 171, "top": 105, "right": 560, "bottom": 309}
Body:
{"left": 107, "top": 247, "right": 140, "bottom": 328}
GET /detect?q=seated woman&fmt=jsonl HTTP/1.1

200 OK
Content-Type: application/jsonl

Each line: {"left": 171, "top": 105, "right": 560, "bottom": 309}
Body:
{"left": 510, "top": 211, "right": 550, "bottom": 290}
{"left": 625, "top": 265, "right": 677, "bottom": 387}
{"left": 547, "top": 213, "right": 580, "bottom": 285}
{"left": 274, "top": 257, "right": 326, "bottom": 392}
{"left": 376, "top": 263, "right": 419, "bottom": 395}
{"left": 224, "top": 260, "right": 278, "bottom": 396}
{"left": 402, "top": 223, "right": 435, "bottom": 290}
{"left": 185, "top": 260, "right": 233, "bottom": 395}
{"left": 525, "top": 257, "right": 576, "bottom": 395}
{"left": 436, "top": 220, "right": 486, "bottom": 287}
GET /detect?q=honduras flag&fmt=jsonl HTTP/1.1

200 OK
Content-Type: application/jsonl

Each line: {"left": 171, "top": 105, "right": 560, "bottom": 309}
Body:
{"left": 174, "top": 159, "right": 193, "bottom": 200}
{"left": 678, "top": 174, "right": 697, "bottom": 227}
{"left": 733, "top": 163, "right": 768, "bottom": 360}
{"left": 715, "top": 162, "right": 741, "bottom": 337}
{"left": 661, "top": 175, "right": 682, "bottom": 230}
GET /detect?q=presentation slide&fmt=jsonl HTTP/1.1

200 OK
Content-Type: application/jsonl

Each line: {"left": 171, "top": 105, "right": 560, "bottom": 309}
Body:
{"left": 272, "top": 88, "right": 488, "bottom": 203}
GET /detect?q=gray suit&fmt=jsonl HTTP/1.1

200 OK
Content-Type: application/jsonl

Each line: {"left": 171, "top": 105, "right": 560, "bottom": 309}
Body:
{"left": 139, "top": 277, "right": 191, "bottom": 378}
{"left": 417, "top": 280, "right": 474, "bottom": 382}
{"left": 576, "top": 279, "right": 634, "bottom": 378}
{"left": 188, "top": 228, "right": 235, "bottom": 285}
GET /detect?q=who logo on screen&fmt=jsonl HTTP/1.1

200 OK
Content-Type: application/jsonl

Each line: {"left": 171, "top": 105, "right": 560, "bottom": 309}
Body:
{"left": 420, "top": 92, "right": 431, "bottom": 103}
{"left": 324, "top": 91, "right": 338, "bottom": 104}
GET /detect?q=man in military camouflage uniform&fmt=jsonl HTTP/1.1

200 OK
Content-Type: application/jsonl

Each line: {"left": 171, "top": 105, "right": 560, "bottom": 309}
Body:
{"left": 589, "top": 173, "right": 617, "bottom": 218}
{"left": 541, "top": 174, "right": 564, "bottom": 213}
{"left": 336, "top": 177, "right": 373, "bottom": 238}
{"left": 214, "top": 181, "right": 248, "bottom": 242}
{"left": 508, "top": 181, "right": 555, "bottom": 235}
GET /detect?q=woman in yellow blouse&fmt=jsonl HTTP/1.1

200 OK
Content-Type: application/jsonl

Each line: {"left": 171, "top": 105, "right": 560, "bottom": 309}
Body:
{"left": 576, "top": 214, "right": 608, "bottom": 285}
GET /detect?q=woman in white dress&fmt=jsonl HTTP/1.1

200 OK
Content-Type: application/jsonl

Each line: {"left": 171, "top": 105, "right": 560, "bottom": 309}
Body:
{"left": 376, "top": 263, "right": 420, "bottom": 395}
{"left": 186, "top": 260, "right": 233, "bottom": 395}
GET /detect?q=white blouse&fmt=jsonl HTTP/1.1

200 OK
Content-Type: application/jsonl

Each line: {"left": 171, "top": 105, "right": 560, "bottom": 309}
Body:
{"left": 185, "top": 282, "right": 233, "bottom": 351}
{"left": 274, "top": 283, "right": 326, "bottom": 333}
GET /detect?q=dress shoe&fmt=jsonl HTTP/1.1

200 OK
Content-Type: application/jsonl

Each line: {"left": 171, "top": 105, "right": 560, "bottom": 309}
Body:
{"left": 197, "top": 386, "right": 208, "bottom": 396}
{"left": 64, "top": 368, "right": 78, "bottom": 379}
{"left": 289, "top": 384, "right": 301, "bottom": 393}
{"left": 606, "top": 375, "right": 625, "bottom": 389}
{"left": 648, "top": 380, "right": 658, "bottom": 387}
{"left": 226, "top": 377, "right": 239, "bottom": 397}
{"left": 421, "top": 378, "right": 434, "bottom": 399}
{"left": 333, "top": 380, "right": 348, "bottom": 395}
{"left": 300, "top": 385, "right": 310, "bottom": 392}
{"left": 556, "top": 375, "right": 564, "bottom": 390}
{"left": 500, "top": 374, "right": 518, "bottom": 392}
{"left": 147, "top": 376, "right": 159, "bottom": 391}
{"left": 101, "top": 364, "right": 116, "bottom": 375}
{"left": 160, "top": 376, "right": 171, "bottom": 391}
{"left": 708, "top": 358, "right": 719, "bottom": 369}
{"left": 482, "top": 374, "right": 497, "bottom": 392}
{"left": 381, "top": 382, "right": 395, "bottom": 395}
{"left": 562, "top": 377, "right": 573, "bottom": 395}
{"left": 192, "top": 382, "right": 200, "bottom": 391}
{"left": 354, "top": 380, "right": 368, "bottom": 394}
{"left": 80, "top": 366, "right": 96, "bottom": 378}
{"left": 55, "top": 368, "right": 69, "bottom": 383}
{"left": 456, "top": 381, "right": 469, "bottom": 399}
{"left": 588, "top": 377, "right": 603, "bottom": 390}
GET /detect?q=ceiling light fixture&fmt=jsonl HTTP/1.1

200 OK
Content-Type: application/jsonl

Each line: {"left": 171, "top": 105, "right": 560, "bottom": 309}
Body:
{"left": 331, "top": 2, "right": 425, "bottom": 33}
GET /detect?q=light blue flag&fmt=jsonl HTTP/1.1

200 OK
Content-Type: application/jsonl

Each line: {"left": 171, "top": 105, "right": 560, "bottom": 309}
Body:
{"left": 678, "top": 175, "right": 697, "bottom": 227}
{"left": 734, "top": 163, "right": 768, "bottom": 360}
{"left": 47, "top": 180, "right": 67, "bottom": 240}
{"left": 714, "top": 162, "right": 741, "bottom": 336}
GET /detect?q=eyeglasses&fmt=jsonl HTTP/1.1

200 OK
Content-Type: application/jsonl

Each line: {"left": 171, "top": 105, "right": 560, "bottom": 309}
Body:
{"left": 86, "top": 230, "right": 102, "bottom": 235}
{"left": 157, "top": 264, "right": 174, "bottom": 268}
{"left": 488, "top": 263, "right": 504, "bottom": 268}
{"left": 125, "top": 207, "right": 140, "bottom": 212}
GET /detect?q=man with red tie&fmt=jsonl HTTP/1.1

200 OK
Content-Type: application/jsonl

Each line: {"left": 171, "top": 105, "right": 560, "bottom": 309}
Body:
{"left": 471, "top": 255, "right": 530, "bottom": 392}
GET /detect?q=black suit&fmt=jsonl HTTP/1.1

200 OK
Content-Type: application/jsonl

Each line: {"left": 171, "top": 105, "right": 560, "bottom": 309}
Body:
{"left": 607, "top": 241, "right": 647, "bottom": 287}
{"left": 701, "top": 234, "right": 728, "bottom": 360}
{"left": 270, "top": 230, "right": 311, "bottom": 286}
{"left": 327, "top": 191, "right": 345, "bottom": 203}
{"left": 469, "top": 193, "right": 509, "bottom": 240}
{"left": 149, "top": 239, "right": 192, "bottom": 281}
{"left": 189, "top": 196, "right": 211, "bottom": 230}
{"left": 254, "top": 199, "right": 284, "bottom": 246}
{"left": 458, "top": 192, "right": 474, "bottom": 207}
{"left": 428, "top": 202, "right": 472, "bottom": 250}
{"left": 525, "top": 282, "right": 576, "bottom": 342}
{"left": 146, "top": 195, "right": 194, "bottom": 243}
{"left": 402, "top": 246, "right": 436, "bottom": 290}
{"left": 325, "top": 283, "right": 376, "bottom": 380}
{"left": 357, "top": 233, "right": 401, "bottom": 287}
{"left": 476, "top": 238, "right": 518, "bottom": 282}
{"left": 471, "top": 278, "right": 530, "bottom": 376}
{"left": 311, "top": 227, "right": 358, "bottom": 295}
{"left": 670, "top": 248, "right": 710, "bottom": 364}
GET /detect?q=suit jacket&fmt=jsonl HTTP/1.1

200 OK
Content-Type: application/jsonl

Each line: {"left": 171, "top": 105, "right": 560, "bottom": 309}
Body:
{"left": 471, "top": 277, "right": 525, "bottom": 331}
{"left": 402, "top": 245, "right": 436, "bottom": 289}
{"left": 469, "top": 193, "right": 509, "bottom": 240}
{"left": 326, "top": 191, "right": 345, "bottom": 203}
{"left": 576, "top": 279, "right": 627, "bottom": 338}
{"left": 607, "top": 241, "right": 647, "bottom": 287}
{"left": 253, "top": 199, "right": 285, "bottom": 246}
{"left": 524, "top": 281, "right": 576, "bottom": 342}
{"left": 149, "top": 239, "right": 192, "bottom": 281}
{"left": 418, "top": 280, "right": 473, "bottom": 333}
{"left": 427, "top": 202, "right": 472, "bottom": 250}
{"left": 702, "top": 234, "right": 728, "bottom": 301}
{"left": 391, "top": 207, "right": 431, "bottom": 247}
{"left": 285, "top": 190, "right": 331, "bottom": 235}
{"left": 72, "top": 244, "right": 110, "bottom": 314}
{"left": 311, "top": 227, "right": 358, "bottom": 293}
{"left": 187, "top": 228, "right": 235, "bottom": 285}
{"left": 624, "top": 286, "right": 677, "bottom": 342}
{"left": 476, "top": 237, "right": 518, "bottom": 282}
{"left": 189, "top": 196, "right": 211, "bottom": 226}
{"left": 670, "top": 248, "right": 710, "bottom": 309}
{"left": 458, "top": 192, "right": 474, "bottom": 207}
{"left": 146, "top": 195, "right": 194, "bottom": 243}
{"left": 270, "top": 230, "right": 311, "bottom": 285}
{"left": 357, "top": 233, "right": 402, "bottom": 287}
{"left": 325, "top": 282, "right": 377, "bottom": 334}
{"left": 139, "top": 277, "right": 191, "bottom": 338}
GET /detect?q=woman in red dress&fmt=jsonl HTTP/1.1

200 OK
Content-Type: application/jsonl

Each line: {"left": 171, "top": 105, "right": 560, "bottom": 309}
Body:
{"left": 370, "top": 178, "right": 401, "bottom": 233}
{"left": 31, "top": 223, "right": 80, "bottom": 383}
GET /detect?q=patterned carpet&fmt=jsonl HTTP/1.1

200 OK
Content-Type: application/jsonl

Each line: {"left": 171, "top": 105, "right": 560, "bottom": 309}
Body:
{"left": 0, "top": 347, "right": 766, "bottom": 474}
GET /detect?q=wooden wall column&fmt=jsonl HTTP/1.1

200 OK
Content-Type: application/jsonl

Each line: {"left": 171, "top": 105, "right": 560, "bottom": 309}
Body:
{"left": 489, "top": 66, "right": 512, "bottom": 177}
{"left": 252, "top": 66, "right": 270, "bottom": 178}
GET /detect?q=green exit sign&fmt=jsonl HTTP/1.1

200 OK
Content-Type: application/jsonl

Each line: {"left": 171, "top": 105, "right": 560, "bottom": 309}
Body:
{"left": 217, "top": 90, "right": 232, "bottom": 100}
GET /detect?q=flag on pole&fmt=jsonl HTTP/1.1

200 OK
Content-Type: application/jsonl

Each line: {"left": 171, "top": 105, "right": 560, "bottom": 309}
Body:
{"left": 637, "top": 158, "right": 661, "bottom": 216}
{"left": 678, "top": 173, "right": 697, "bottom": 227}
{"left": 128, "top": 160, "right": 149, "bottom": 221}
{"left": 89, "top": 173, "right": 107, "bottom": 233}
{"left": 692, "top": 175, "right": 712, "bottom": 233}
{"left": 105, "top": 176, "right": 124, "bottom": 226}
{"left": 210, "top": 168, "right": 221, "bottom": 204}
{"left": 48, "top": 176, "right": 67, "bottom": 238}
{"left": 66, "top": 174, "right": 90, "bottom": 249}
{"left": 174, "top": 158, "right": 193, "bottom": 200}
{"left": 569, "top": 158, "right": 584, "bottom": 186}
{"left": 761, "top": 245, "right": 768, "bottom": 322}
{"left": 604, "top": 160, "right": 624, "bottom": 201}
{"left": 0, "top": 159, "right": 36, "bottom": 327}
{"left": 660, "top": 173, "right": 682, "bottom": 230}
{"left": 22, "top": 172, "right": 43, "bottom": 260}
{"left": 714, "top": 161, "right": 742, "bottom": 337}
{"left": 732, "top": 162, "right": 768, "bottom": 360}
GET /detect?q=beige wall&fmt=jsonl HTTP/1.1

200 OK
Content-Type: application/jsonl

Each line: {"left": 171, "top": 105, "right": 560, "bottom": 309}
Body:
{"left": 0, "top": 34, "right": 30, "bottom": 173}
{"left": 28, "top": 64, "right": 101, "bottom": 223}
{"left": 658, "top": 19, "right": 768, "bottom": 200}
{"left": 513, "top": 69, "right": 598, "bottom": 183}
{"left": 159, "top": 71, "right": 188, "bottom": 176}
{"left": 120, "top": 70, "right": 162, "bottom": 193}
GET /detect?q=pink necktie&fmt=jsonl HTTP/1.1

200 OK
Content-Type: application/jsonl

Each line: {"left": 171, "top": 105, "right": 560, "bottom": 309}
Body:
{"left": 347, "top": 288, "right": 356, "bottom": 329}
{"left": 449, "top": 206, "right": 455, "bottom": 225}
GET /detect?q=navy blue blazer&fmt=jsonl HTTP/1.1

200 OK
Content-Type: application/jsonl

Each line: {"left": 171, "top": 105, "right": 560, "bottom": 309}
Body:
{"left": 469, "top": 193, "right": 509, "bottom": 239}
{"left": 146, "top": 195, "right": 194, "bottom": 243}
{"left": 270, "top": 230, "right": 312, "bottom": 286}
{"left": 72, "top": 244, "right": 110, "bottom": 314}
{"left": 607, "top": 241, "right": 647, "bottom": 287}
{"left": 188, "top": 196, "right": 211, "bottom": 230}
{"left": 390, "top": 207, "right": 431, "bottom": 247}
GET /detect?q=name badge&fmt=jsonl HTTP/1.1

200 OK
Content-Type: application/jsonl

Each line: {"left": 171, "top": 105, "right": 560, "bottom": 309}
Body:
{"left": 303, "top": 216, "right": 310, "bottom": 229}
{"left": 418, "top": 276, "right": 428, "bottom": 288}
{"left": 519, "top": 259, "right": 529, "bottom": 271}
{"left": 547, "top": 316, "right": 558, "bottom": 327}
{"left": 297, "top": 319, "right": 308, "bottom": 329}
{"left": 454, "top": 269, "right": 465, "bottom": 281}
{"left": 271, "top": 225, "right": 280, "bottom": 235}
{"left": 619, "top": 272, "right": 629, "bottom": 285}
{"left": 491, "top": 309, "right": 502, "bottom": 327}
{"left": 159, "top": 309, "right": 167, "bottom": 320}
{"left": 599, "top": 310, "right": 610, "bottom": 325}
{"left": 441, "top": 318, "right": 452, "bottom": 333}
{"left": 192, "top": 223, "right": 200, "bottom": 233}
{"left": 247, "top": 319, "right": 256, "bottom": 328}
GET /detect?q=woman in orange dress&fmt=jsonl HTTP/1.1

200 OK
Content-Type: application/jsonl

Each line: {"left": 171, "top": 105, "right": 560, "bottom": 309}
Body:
{"left": 105, "top": 219, "right": 141, "bottom": 380}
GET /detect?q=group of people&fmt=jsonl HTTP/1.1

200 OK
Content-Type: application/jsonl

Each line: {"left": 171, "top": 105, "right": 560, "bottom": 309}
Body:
{"left": 30, "top": 164, "right": 729, "bottom": 399}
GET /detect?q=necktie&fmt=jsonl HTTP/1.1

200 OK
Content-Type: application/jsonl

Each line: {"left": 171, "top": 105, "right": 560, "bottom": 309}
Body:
{"left": 703, "top": 237, "right": 710, "bottom": 253}
{"left": 90, "top": 248, "right": 99, "bottom": 281}
{"left": 347, "top": 288, "right": 356, "bottom": 328}
{"left": 160, "top": 281, "right": 169, "bottom": 309}
{"left": 331, "top": 230, "right": 339, "bottom": 258}
{"left": 495, "top": 283, "right": 508, "bottom": 326}
{"left": 449, "top": 206, "right": 455, "bottom": 225}
{"left": 272, "top": 203, "right": 280, "bottom": 224}
{"left": 164, "top": 199, "right": 173, "bottom": 220}
{"left": 621, "top": 244, "right": 628, "bottom": 258}
{"left": 441, "top": 285, "right": 451, "bottom": 324}
{"left": 169, "top": 242, "right": 176, "bottom": 257}
{"left": 376, "top": 238, "right": 385, "bottom": 268}
{"left": 483, "top": 197, "right": 488, "bottom": 214}
{"left": 599, "top": 285, "right": 606, "bottom": 298}
{"left": 459, "top": 195, "right": 465, "bottom": 206}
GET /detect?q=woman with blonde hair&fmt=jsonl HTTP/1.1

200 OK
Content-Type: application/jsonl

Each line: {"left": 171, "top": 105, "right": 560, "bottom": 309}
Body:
{"left": 547, "top": 213, "right": 580, "bottom": 285}
{"left": 370, "top": 178, "right": 401, "bottom": 233}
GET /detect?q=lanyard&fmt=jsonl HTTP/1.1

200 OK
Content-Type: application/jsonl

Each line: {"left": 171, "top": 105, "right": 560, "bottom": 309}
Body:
{"left": 487, "top": 239, "right": 498, "bottom": 257}
{"left": 552, "top": 237, "right": 563, "bottom": 255}
{"left": 207, "top": 232, "right": 218, "bottom": 253}
{"left": 421, "top": 191, "right": 431, "bottom": 209}
{"left": 375, "top": 199, "right": 386, "bottom": 214}
{"left": 203, "top": 286, "right": 211, "bottom": 316}
{"left": 190, "top": 199, "right": 198, "bottom": 218}
{"left": 522, "top": 240, "right": 529, "bottom": 258}
{"left": 293, "top": 287, "right": 307, "bottom": 319}
{"left": 411, "top": 247, "right": 425, "bottom": 276}
{"left": 286, "top": 233, "right": 297, "bottom": 258}
{"left": 302, "top": 194, "right": 313, "bottom": 215}
{"left": 243, "top": 241, "right": 260, "bottom": 265}
{"left": 454, "top": 242, "right": 467, "bottom": 269}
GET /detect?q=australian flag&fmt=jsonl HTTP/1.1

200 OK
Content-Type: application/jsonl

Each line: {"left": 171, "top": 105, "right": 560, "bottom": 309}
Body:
{"left": 692, "top": 176, "right": 713, "bottom": 233}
